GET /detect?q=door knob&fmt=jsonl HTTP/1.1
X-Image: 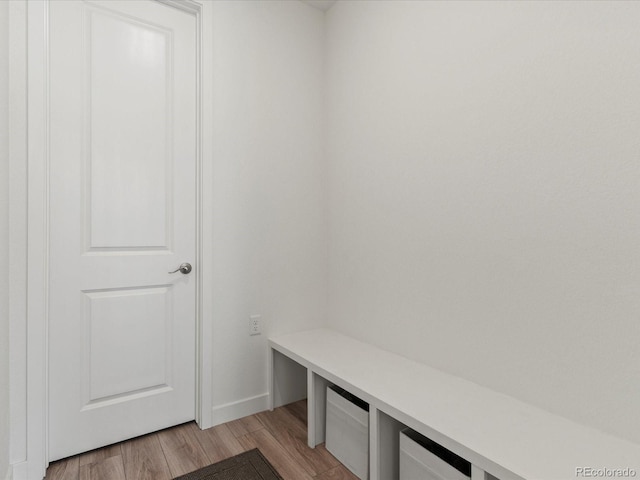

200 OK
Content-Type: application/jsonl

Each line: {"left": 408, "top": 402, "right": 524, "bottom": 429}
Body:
{"left": 169, "top": 263, "right": 192, "bottom": 274}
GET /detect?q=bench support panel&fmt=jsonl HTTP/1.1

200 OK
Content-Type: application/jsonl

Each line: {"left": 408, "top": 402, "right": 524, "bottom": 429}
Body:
{"left": 270, "top": 349, "right": 307, "bottom": 410}
{"left": 472, "top": 464, "right": 487, "bottom": 480}
{"left": 307, "top": 370, "right": 330, "bottom": 448}
{"left": 370, "top": 407, "right": 404, "bottom": 480}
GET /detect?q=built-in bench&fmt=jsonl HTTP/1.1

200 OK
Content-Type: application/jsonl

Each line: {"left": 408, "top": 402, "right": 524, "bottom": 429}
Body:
{"left": 268, "top": 328, "right": 640, "bottom": 480}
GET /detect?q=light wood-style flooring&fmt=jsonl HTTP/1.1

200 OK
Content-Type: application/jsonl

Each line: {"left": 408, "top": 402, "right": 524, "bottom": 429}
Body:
{"left": 45, "top": 400, "right": 358, "bottom": 480}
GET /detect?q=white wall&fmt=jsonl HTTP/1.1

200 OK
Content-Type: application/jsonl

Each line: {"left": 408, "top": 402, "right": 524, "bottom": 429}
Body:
{"left": 211, "top": 0, "right": 326, "bottom": 422}
{"left": 326, "top": 0, "right": 640, "bottom": 443}
{"left": 0, "top": 2, "right": 11, "bottom": 478}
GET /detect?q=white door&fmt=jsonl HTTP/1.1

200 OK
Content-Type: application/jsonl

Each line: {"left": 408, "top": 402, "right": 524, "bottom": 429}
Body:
{"left": 48, "top": 0, "right": 197, "bottom": 461}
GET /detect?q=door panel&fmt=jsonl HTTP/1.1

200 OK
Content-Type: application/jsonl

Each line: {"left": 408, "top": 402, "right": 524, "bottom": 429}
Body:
{"left": 88, "top": 7, "right": 172, "bottom": 250}
{"left": 48, "top": 0, "right": 197, "bottom": 461}
{"left": 82, "top": 286, "right": 172, "bottom": 402}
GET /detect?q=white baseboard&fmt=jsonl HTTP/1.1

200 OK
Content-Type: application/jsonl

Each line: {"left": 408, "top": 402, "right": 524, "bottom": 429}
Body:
{"left": 211, "top": 393, "right": 269, "bottom": 427}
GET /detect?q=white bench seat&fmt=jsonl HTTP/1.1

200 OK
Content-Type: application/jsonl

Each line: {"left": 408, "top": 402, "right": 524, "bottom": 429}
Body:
{"left": 269, "top": 328, "right": 640, "bottom": 480}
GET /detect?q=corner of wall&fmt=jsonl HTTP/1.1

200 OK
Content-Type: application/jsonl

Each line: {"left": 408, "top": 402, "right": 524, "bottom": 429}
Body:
{"left": 210, "top": 0, "right": 326, "bottom": 423}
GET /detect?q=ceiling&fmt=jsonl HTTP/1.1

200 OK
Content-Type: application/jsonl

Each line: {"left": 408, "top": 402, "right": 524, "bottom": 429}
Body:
{"left": 300, "top": 0, "right": 338, "bottom": 12}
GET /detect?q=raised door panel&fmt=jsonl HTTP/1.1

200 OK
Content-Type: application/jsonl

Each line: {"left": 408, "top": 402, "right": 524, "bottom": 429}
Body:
{"left": 82, "top": 286, "right": 173, "bottom": 405}
{"left": 87, "top": 8, "right": 173, "bottom": 250}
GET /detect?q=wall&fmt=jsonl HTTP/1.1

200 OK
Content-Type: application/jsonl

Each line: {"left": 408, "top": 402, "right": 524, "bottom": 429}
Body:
{"left": 0, "top": 2, "right": 11, "bottom": 478}
{"left": 326, "top": 0, "right": 640, "bottom": 443}
{"left": 211, "top": 0, "right": 326, "bottom": 423}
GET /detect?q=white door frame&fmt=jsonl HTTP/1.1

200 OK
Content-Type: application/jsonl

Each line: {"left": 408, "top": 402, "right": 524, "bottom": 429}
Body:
{"left": 11, "top": 1, "right": 214, "bottom": 478}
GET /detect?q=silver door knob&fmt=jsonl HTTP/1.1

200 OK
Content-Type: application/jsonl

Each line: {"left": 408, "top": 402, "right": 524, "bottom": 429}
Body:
{"left": 169, "top": 263, "right": 192, "bottom": 274}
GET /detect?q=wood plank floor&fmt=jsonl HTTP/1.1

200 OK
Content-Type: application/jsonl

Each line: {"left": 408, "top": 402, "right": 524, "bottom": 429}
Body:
{"left": 45, "top": 400, "right": 359, "bottom": 480}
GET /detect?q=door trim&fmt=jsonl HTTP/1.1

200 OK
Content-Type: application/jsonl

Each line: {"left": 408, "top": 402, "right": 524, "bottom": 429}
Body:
{"left": 16, "top": 1, "right": 214, "bottom": 477}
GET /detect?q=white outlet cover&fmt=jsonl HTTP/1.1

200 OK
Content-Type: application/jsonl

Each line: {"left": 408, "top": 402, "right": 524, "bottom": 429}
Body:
{"left": 249, "top": 314, "right": 262, "bottom": 336}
